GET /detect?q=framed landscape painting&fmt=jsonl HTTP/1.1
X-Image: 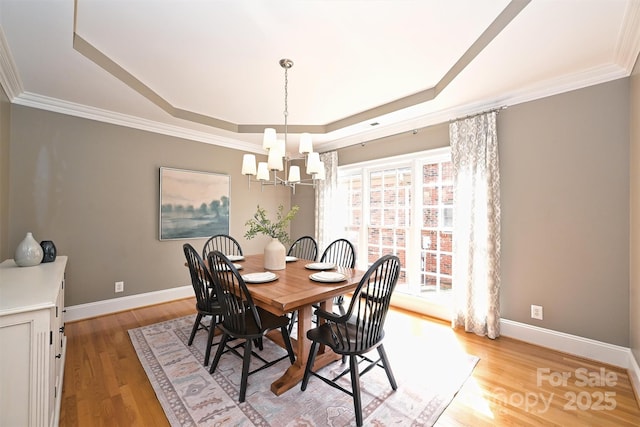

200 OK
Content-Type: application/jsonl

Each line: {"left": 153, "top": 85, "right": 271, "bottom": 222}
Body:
{"left": 159, "top": 167, "right": 230, "bottom": 240}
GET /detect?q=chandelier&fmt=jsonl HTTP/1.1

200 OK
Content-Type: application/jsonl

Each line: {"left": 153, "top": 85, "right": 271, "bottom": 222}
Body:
{"left": 241, "top": 59, "right": 324, "bottom": 193}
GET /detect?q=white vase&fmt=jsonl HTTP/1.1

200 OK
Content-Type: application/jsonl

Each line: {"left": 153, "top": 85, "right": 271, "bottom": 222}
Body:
{"left": 14, "top": 232, "right": 44, "bottom": 267}
{"left": 264, "top": 238, "right": 286, "bottom": 270}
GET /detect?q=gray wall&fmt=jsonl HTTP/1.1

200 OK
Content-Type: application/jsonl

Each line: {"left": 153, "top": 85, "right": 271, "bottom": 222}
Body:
{"left": 338, "top": 79, "right": 631, "bottom": 347}
{"left": 631, "top": 56, "right": 640, "bottom": 362}
{"left": 338, "top": 122, "right": 450, "bottom": 165}
{"left": 0, "top": 85, "right": 9, "bottom": 258}
{"left": 498, "top": 79, "right": 629, "bottom": 346}
{"left": 7, "top": 106, "right": 297, "bottom": 306}
{"left": 291, "top": 183, "right": 315, "bottom": 241}
{"left": 2, "top": 77, "right": 633, "bottom": 348}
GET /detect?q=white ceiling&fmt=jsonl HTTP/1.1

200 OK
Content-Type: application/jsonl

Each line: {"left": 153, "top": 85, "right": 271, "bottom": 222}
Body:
{"left": 0, "top": 0, "right": 639, "bottom": 155}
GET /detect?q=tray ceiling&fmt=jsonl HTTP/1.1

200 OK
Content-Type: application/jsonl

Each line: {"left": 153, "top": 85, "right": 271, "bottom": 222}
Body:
{"left": 0, "top": 0, "right": 638, "bottom": 153}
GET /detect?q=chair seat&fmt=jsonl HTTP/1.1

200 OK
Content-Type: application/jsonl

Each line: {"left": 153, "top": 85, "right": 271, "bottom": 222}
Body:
{"left": 207, "top": 250, "right": 296, "bottom": 403}
{"left": 183, "top": 243, "right": 224, "bottom": 367}
{"left": 221, "top": 306, "right": 290, "bottom": 338}
{"left": 306, "top": 321, "right": 385, "bottom": 355}
{"left": 196, "top": 299, "right": 223, "bottom": 314}
{"left": 300, "top": 254, "right": 400, "bottom": 427}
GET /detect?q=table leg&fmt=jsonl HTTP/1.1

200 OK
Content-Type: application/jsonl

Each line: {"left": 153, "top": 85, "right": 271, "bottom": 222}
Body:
{"left": 269, "top": 302, "right": 340, "bottom": 395}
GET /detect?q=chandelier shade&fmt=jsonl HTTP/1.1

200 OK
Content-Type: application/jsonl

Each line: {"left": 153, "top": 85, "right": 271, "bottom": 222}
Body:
{"left": 263, "top": 128, "right": 277, "bottom": 150}
{"left": 241, "top": 154, "right": 257, "bottom": 175}
{"left": 241, "top": 58, "right": 324, "bottom": 193}
{"left": 306, "top": 152, "right": 322, "bottom": 175}
{"left": 256, "top": 162, "right": 269, "bottom": 181}
{"left": 313, "top": 162, "right": 326, "bottom": 180}
{"left": 299, "top": 133, "right": 313, "bottom": 154}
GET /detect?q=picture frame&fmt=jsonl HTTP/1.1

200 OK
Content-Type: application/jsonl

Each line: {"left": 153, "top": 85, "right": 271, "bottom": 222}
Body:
{"left": 159, "top": 167, "right": 230, "bottom": 240}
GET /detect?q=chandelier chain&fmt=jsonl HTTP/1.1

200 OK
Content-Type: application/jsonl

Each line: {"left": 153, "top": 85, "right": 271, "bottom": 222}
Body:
{"left": 241, "top": 57, "right": 323, "bottom": 193}
{"left": 284, "top": 66, "right": 288, "bottom": 144}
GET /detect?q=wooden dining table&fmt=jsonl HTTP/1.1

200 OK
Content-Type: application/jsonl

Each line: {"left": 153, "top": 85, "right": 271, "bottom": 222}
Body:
{"left": 234, "top": 254, "right": 366, "bottom": 395}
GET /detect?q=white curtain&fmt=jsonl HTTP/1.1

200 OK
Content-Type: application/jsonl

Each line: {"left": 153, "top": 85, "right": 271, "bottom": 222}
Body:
{"left": 315, "top": 151, "right": 339, "bottom": 252}
{"left": 449, "top": 111, "right": 501, "bottom": 339}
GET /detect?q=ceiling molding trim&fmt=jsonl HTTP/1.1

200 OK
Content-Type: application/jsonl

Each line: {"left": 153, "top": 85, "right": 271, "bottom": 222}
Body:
{"left": 321, "top": 63, "right": 628, "bottom": 152}
{"left": 9, "top": 62, "right": 628, "bottom": 157}
{"left": 324, "top": 0, "right": 530, "bottom": 134}
{"left": 0, "top": 26, "right": 24, "bottom": 100}
{"left": 615, "top": 0, "right": 640, "bottom": 72}
{"left": 503, "top": 63, "right": 628, "bottom": 107}
{"left": 12, "top": 91, "right": 262, "bottom": 153}
{"left": 71, "top": 0, "right": 528, "bottom": 138}
{"left": 238, "top": 124, "right": 327, "bottom": 134}
{"left": 434, "top": 0, "right": 531, "bottom": 95}
{"left": 73, "top": 33, "right": 242, "bottom": 134}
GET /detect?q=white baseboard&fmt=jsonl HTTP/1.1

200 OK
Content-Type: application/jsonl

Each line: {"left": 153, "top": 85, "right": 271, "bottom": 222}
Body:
{"left": 500, "top": 319, "right": 631, "bottom": 368}
{"left": 64, "top": 285, "right": 193, "bottom": 322}
{"left": 64, "top": 287, "right": 640, "bottom": 393}
{"left": 629, "top": 351, "right": 640, "bottom": 401}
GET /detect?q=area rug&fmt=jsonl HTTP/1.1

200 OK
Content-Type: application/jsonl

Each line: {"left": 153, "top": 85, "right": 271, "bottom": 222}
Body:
{"left": 129, "top": 315, "right": 478, "bottom": 426}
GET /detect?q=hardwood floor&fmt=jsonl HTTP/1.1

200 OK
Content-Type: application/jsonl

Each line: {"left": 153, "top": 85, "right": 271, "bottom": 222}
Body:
{"left": 60, "top": 298, "right": 640, "bottom": 426}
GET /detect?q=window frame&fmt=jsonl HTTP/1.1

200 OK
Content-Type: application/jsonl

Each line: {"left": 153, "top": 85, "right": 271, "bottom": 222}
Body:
{"left": 338, "top": 147, "right": 453, "bottom": 317}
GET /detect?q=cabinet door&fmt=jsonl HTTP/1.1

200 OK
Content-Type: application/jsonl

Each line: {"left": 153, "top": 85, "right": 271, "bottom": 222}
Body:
{"left": 49, "top": 279, "right": 65, "bottom": 422}
{"left": 0, "top": 317, "right": 32, "bottom": 426}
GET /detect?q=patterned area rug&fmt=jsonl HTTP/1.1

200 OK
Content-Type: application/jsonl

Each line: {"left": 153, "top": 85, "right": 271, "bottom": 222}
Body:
{"left": 129, "top": 315, "right": 478, "bottom": 426}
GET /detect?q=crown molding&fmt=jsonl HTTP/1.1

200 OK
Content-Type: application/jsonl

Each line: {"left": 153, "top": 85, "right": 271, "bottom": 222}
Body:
{"left": 12, "top": 92, "right": 264, "bottom": 154}
{"left": 10, "top": 58, "right": 629, "bottom": 157}
{"left": 3, "top": 48, "right": 631, "bottom": 157}
{"left": 615, "top": 0, "right": 640, "bottom": 72}
{"left": 0, "top": 26, "right": 23, "bottom": 100}
{"left": 321, "top": 63, "right": 629, "bottom": 152}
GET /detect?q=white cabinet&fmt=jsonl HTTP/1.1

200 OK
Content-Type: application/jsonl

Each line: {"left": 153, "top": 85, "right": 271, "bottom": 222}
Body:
{"left": 0, "top": 256, "right": 67, "bottom": 427}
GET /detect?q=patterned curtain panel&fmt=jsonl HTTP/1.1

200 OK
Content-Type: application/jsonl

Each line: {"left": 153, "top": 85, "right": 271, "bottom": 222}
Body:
{"left": 449, "top": 111, "right": 501, "bottom": 339}
{"left": 315, "top": 151, "right": 339, "bottom": 252}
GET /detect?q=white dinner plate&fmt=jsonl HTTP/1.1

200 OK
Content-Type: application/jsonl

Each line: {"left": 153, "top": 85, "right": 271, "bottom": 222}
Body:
{"left": 286, "top": 256, "right": 298, "bottom": 262}
{"left": 242, "top": 272, "right": 278, "bottom": 284}
{"left": 226, "top": 255, "right": 245, "bottom": 262}
{"left": 310, "top": 272, "right": 346, "bottom": 283}
{"left": 305, "top": 262, "right": 336, "bottom": 270}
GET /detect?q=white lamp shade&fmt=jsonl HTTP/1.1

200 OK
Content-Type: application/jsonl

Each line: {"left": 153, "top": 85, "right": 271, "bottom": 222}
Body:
{"left": 306, "top": 152, "right": 322, "bottom": 175}
{"left": 298, "top": 133, "right": 313, "bottom": 154}
{"left": 263, "top": 128, "right": 277, "bottom": 150}
{"left": 289, "top": 165, "right": 301, "bottom": 183}
{"left": 256, "top": 162, "right": 270, "bottom": 180}
{"left": 313, "top": 161, "right": 325, "bottom": 180}
{"left": 241, "top": 154, "right": 257, "bottom": 175}
{"left": 267, "top": 148, "right": 284, "bottom": 171}
{"left": 275, "top": 139, "right": 286, "bottom": 156}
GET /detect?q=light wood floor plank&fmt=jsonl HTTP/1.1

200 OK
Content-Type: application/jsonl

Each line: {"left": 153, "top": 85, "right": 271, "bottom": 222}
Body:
{"left": 59, "top": 298, "right": 640, "bottom": 426}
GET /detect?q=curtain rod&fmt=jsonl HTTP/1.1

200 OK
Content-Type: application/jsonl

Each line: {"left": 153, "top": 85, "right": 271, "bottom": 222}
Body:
{"left": 450, "top": 105, "right": 507, "bottom": 122}
{"left": 334, "top": 105, "right": 509, "bottom": 152}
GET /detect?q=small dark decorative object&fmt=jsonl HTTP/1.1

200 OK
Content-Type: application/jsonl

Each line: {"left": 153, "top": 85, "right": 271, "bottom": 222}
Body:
{"left": 40, "top": 240, "right": 57, "bottom": 263}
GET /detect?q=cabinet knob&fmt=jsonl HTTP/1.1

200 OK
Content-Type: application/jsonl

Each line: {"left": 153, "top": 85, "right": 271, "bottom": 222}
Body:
{"left": 55, "top": 354, "right": 62, "bottom": 359}
{"left": 59, "top": 326, "right": 65, "bottom": 333}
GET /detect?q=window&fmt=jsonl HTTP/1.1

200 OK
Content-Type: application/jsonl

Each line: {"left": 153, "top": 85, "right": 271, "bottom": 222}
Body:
{"left": 337, "top": 148, "right": 453, "bottom": 314}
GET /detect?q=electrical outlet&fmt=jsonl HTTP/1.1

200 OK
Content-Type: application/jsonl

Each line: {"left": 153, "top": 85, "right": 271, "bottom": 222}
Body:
{"left": 115, "top": 281, "right": 124, "bottom": 293}
{"left": 531, "top": 304, "right": 543, "bottom": 320}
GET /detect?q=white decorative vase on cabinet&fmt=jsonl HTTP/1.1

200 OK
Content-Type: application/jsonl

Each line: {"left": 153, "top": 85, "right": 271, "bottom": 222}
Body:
{"left": 14, "top": 232, "right": 44, "bottom": 267}
{"left": 264, "top": 238, "right": 286, "bottom": 270}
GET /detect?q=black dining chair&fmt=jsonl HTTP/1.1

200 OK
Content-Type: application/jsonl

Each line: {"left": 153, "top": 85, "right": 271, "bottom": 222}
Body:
{"left": 287, "top": 235, "right": 318, "bottom": 261}
{"left": 300, "top": 254, "right": 401, "bottom": 427}
{"left": 287, "top": 235, "right": 318, "bottom": 333}
{"left": 207, "top": 250, "right": 296, "bottom": 403}
{"left": 319, "top": 238, "right": 356, "bottom": 310}
{"left": 320, "top": 238, "right": 356, "bottom": 268}
{"left": 183, "top": 243, "right": 224, "bottom": 366}
{"left": 202, "top": 234, "right": 243, "bottom": 261}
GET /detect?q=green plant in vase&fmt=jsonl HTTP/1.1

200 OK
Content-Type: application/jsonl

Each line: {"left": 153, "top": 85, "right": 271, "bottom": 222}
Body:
{"left": 245, "top": 205, "right": 299, "bottom": 270}
{"left": 244, "top": 204, "right": 299, "bottom": 245}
